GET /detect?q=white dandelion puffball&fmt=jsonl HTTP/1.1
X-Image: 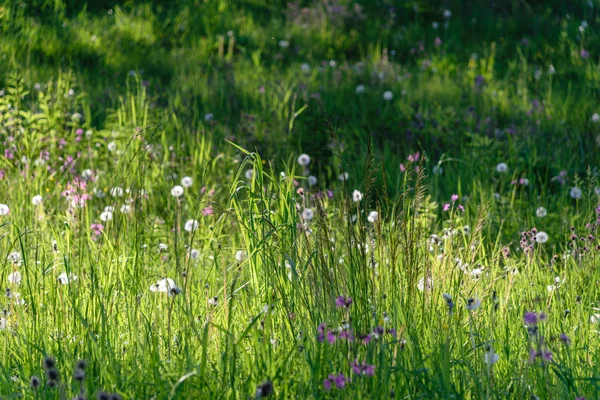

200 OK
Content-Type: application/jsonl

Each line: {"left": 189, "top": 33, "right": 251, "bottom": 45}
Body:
{"left": 107, "top": 142, "right": 117, "bottom": 152}
{"left": 184, "top": 219, "right": 199, "bottom": 232}
{"left": 367, "top": 211, "right": 378, "bottom": 223}
{"left": 592, "top": 113, "right": 600, "bottom": 123}
{"left": 570, "top": 187, "right": 582, "bottom": 199}
{"left": 81, "top": 168, "right": 93, "bottom": 180}
{"left": 235, "top": 250, "right": 245, "bottom": 262}
{"left": 181, "top": 176, "right": 193, "bottom": 188}
{"left": 171, "top": 185, "right": 184, "bottom": 198}
{"left": 536, "top": 207, "right": 547, "bottom": 217}
{"left": 352, "top": 190, "right": 363, "bottom": 202}
{"left": 100, "top": 211, "right": 113, "bottom": 222}
{"left": 300, "top": 63, "right": 311, "bottom": 73}
{"left": 31, "top": 195, "right": 43, "bottom": 206}
{"left": 308, "top": 175, "right": 317, "bottom": 186}
{"left": 57, "top": 272, "right": 78, "bottom": 285}
{"left": 8, "top": 271, "right": 21, "bottom": 285}
{"left": 149, "top": 278, "right": 180, "bottom": 296}
{"left": 297, "top": 153, "right": 311, "bottom": 167}
{"left": 484, "top": 351, "right": 499, "bottom": 366}
{"left": 496, "top": 162, "right": 508, "bottom": 173}
{"left": 190, "top": 249, "right": 200, "bottom": 260}
{"left": 355, "top": 84, "right": 366, "bottom": 94}
{"left": 278, "top": 40, "right": 289, "bottom": 48}
{"left": 443, "top": 9, "right": 452, "bottom": 18}
{"left": 0, "top": 204, "right": 9, "bottom": 216}
{"left": 110, "top": 187, "right": 124, "bottom": 197}
{"left": 535, "top": 231, "right": 549, "bottom": 243}
{"left": 302, "top": 208, "right": 314, "bottom": 221}
{"left": 383, "top": 91, "right": 393, "bottom": 101}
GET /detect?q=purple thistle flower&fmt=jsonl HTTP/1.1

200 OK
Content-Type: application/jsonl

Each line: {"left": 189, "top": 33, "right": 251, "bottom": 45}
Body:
{"left": 362, "top": 333, "right": 373, "bottom": 345}
{"left": 529, "top": 348, "right": 539, "bottom": 363}
{"left": 542, "top": 350, "right": 552, "bottom": 362}
{"left": 331, "top": 374, "right": 347, "bottom": 389}
{"left": 326, "top": 331, "right": 336, "bottom": 344}
{"left": 524, "top": 312, "right": 538, "bottom": 326}
{"left": 581, "top": 49, "right": 590, "bottom": 59}
{"left": 335, "top": 296, "right": 352, "bottom": 308}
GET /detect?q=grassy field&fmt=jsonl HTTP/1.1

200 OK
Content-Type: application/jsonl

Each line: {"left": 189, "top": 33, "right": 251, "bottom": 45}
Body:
{"left": 1, "top": 0, "right": 600, "bottom": 398}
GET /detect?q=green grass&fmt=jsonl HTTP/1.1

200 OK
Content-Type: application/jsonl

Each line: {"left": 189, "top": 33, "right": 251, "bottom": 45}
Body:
{"left": 1, "top": 0, "right": 600, "bottom": 398}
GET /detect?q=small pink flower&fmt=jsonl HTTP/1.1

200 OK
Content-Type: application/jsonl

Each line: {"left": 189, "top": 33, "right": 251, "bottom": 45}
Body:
{"left": 443, "top": 204, "right": 450, "bottom": 211}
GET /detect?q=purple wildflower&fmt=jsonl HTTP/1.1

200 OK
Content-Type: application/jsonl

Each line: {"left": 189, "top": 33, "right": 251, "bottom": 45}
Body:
{"left": 524, "top": 312, "right": 538, "bottom": 325}
{"left": 451, "top": 194, "right": 459, "bottom": 202}
{"left": 443, "top": 203, "right": 450, "bottom": 211}
{"left": 326, "top": 331, "right": 336, "bottom": 344}
{"left": 335, "top": 296, "right": 352, "bottom": 308}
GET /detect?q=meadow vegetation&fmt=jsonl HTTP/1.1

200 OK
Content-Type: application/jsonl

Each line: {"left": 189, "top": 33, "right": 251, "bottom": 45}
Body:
{"left": 1, "top": 0, "right": 600, "bottom": 398}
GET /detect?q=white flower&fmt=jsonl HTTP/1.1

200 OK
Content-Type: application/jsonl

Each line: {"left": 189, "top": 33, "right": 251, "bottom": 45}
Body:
{"left": 81, "top": 169, "right": 93, "bottom": 179}
{"left": 149, "top": 278, "right": 181, "bottom": 296}
{"left": 367, "top": 211, "right": 378, "bottom": 223}
{"left": 0, "top": 204, "right": 9, "bottom": 216}
{"left": 300, "top": 63, "right": 311, "bottom": 73}
{"left": 536, "top": 207, "right": 547, "bottom": 217}
{"left": 466, "top": 298, "right": 481, "bottom": 311}
{"left": 548, "top": 65, "right": 556, "bottom": 75}
{"left": 278, "top": 40, "right": 289, "bottom": 48}
{"left": 57, "top": 272, "right": 78, "bottom": 285}
{"left": 338, "top": 172, "right": 349, "bottom": 181}
{"left": 535, "top": 231, "right": 549, "bottom": 243}
{"left": 208, "top": 296, "right": 219, "bottom": 306}
{"left": 297, "top": 153, "right": 311, "bottom": 167}
{"left": 245, "top": 169, "right": 254, "bottom": 180}
{"left": 189, "top": 249, "right": 200, "bottom": 260}
{"left": 432, "top": 21, "right": 439, "bottom": 29}
{"left": 235, "top": 250, "right": 245, "bottom": 262}
{"left": 484, "top": 349, "right": 499, "bottom": 366}
{"left": 100, "top": 211, "right": 113, "bottom": 222}
{"left": 0, "top": 318, "right": 6, "bottom": 330}
{"left": 104, "top": 205, "right": 115, "bottom": 213}
{"left": 184, "top": 219, "right": 199, "bottom": 232}
{"left": 107, "top": 142, "right": 117, "bottom": 152}
{"left": 443, "top": 9, "right": 452, "bottom": 18}
{"left": 570, "top": 187, "right": 582, "bottom": 199}
{"left": 31, "top": 195, "right": 43, "bottom": 206}
{"left": 8, "top": 271, "right": 21, "bottom": 285}
{"left": 352, "top": 190, "right": 363, "bottom": 202}
{"left": 383, "top": 91, "right": 393, "bottom": 101}
{"left": 110, "top": 187, "right": 124, "bottom": 197}
{"left": 158, "top": 243, "right": 168, "bottom": 251}
{"left": 181, "top": 176, "right": 193, "bottom": 188}
{"left": 496, "top": 162, "right": 508, "bottom": 173}
{"left": 432, "top": 165, "right": 443, "bottom": 175}
{"left": 591, "top": 313, "right": 600, "bottom": 324}
{"left": 308, "top": 175, "right": 317, "bottom": 186}
{"left": 355, "top": 84, "right": 366, "bottom": 93}
{"left": 593, "top": 113, "right": 600, "bottom": 123}
{"left": 171, "top": 185, "right": 184, "bottom": 198}
{"left": 302, "top": 208, "right": 314, "bottom": 221}
{"left": 120, "top": 205, "right": 131, "bottom": 214}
